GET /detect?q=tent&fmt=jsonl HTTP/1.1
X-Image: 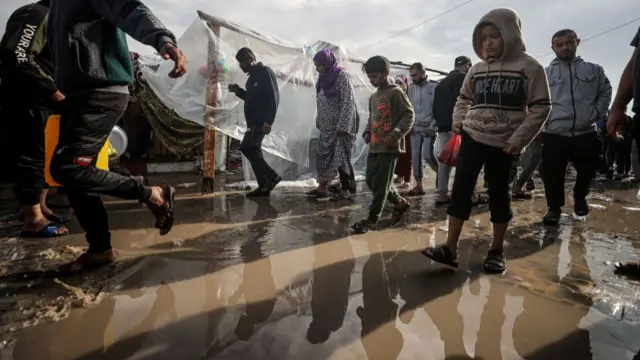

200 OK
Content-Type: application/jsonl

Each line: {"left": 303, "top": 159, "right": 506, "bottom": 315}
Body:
{"left": 139, "top": 11, "right": 446, "bottom": 185}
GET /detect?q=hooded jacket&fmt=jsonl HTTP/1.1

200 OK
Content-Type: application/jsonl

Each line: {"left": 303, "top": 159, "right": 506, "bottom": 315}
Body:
{"left": 48, "top": 0, "right": 177, "bottom": 94}
{"left": 0, "top": 1, "right": 56, "bottom": 107}
{"left": 543, "top": 57, "right": 612, "bottom": 137}
{"left": 452, "top": 8, "right": 551, "bottom": 150}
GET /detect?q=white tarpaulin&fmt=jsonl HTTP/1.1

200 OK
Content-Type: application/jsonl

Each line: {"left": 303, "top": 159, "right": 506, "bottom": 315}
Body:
{"left": 140, "top": 11, "right": 434, "bottom": 183}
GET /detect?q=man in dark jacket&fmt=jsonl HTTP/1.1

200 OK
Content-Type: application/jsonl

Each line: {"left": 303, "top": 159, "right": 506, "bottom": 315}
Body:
{"left": 228, "top": 47, "right": 282, "bottom": 197}
{"left": 0, "top": 0, "right": 69, "bottom": 237}
{"left": 432, "top": 56, "right": 471, "bottom": 204}
{"left": 47, "top": 0, "right": 187, "bottom": 273}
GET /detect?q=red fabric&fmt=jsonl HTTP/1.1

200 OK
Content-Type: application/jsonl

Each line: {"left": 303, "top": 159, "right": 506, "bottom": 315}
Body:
{"left": 437, "top": 133, "right": 462, "bottom": 166}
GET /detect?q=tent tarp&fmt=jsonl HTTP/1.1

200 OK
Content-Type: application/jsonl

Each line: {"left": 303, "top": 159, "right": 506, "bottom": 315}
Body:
{"left": 139, "top": 11, "right": 438, "bottom": 182}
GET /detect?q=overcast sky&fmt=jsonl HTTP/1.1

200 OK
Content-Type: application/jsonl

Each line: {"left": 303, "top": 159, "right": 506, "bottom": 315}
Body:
{"left": 2, "top": 0, "right": 640, "bottom": 107}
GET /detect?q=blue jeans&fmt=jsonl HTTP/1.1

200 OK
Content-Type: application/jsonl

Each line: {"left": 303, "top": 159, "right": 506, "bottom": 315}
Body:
{"left": 410, "top": 133, "right": 437, "bottom": 180}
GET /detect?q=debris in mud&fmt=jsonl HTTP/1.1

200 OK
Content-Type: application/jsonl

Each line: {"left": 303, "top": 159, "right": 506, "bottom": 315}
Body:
{"left": 438, "top": 226, "right": 448, "bottom": 231}
{"left": 175, "top": 182, "right": 197, "bottom": 189}
{"left": 172, "top": 239, "right": 184, "bottom": 247}
{"left": 589, "top": 204, "right": 606, "bottom": 210}
{"left": 623, "top": 207, "right": 640, "bottom": 212}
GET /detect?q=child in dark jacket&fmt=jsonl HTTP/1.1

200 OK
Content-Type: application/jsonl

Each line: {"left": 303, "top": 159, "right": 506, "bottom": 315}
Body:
{"left": 353, "top": 56, "right": 415, "bottom": 233}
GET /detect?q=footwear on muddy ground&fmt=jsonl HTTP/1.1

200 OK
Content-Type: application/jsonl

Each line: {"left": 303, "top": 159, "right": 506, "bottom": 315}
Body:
{"left": 543, "top": 209, "right": 562, "bottom": 225}
{"left": 483, "top": 249, "right": 507, "bottom": 274}
{"left": 574, "top": 197, "right": 589, "bottom": 217}
{"left": 421, "top": 244, "right": 459, "bottom": 269}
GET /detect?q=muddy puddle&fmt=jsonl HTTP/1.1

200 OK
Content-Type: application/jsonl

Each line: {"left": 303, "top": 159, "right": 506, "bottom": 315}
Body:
{"left": 0, "top": 174, "right": 640, "bottom": 359}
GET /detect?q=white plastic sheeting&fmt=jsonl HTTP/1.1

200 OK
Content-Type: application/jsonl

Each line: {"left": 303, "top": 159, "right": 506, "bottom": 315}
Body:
{"left": 140, "top": 13, "right": 412, "bottom": 182}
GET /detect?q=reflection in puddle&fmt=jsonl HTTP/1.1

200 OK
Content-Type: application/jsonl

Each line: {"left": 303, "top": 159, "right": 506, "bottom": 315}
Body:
{"left": 3, "top": 188, "right": 640, "bottom": 360}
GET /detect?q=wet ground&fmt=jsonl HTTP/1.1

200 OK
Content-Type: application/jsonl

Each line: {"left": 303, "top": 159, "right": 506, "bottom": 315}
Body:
{"left": 1, "top": 172, "right": 640, "bottom": 360}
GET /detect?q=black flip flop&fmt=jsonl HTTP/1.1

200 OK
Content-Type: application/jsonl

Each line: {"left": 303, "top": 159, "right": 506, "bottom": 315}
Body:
{"left": 352, "top": 219, "right": 377, "bottom": 234}
{"left": 421, "top": 245, "right": 459, "bottom": 269}
{"left": 392, "top": 201, "right": 410, "bottom": 224}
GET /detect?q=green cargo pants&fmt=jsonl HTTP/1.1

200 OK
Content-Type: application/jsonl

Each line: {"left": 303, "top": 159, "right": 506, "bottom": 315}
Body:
{"left": 366, "top": 153, "right": 401, "bottom": 221}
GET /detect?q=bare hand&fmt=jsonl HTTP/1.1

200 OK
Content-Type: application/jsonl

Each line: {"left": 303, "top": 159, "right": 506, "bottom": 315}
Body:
{"left": 160, "top": 43, "right": 187, "bottom": 78}
{"left": 50, "top": 91, "right": 65, "bottom": 102}
{"left": 452, "top": 123, "right": 463, "bottom": 134}
{"left": 363, "top": 132, "right": 371, "bottom": 144}
{"left": 503, "top": 143, "right": 520, "bottom": 155}
{"left": 607, "top": 108, "right": 628, "bottom": 140}
{"left": 228, "top": 84, "right": 240, "bottom": 94}
{"left": 263, "top": 123, "right": 272, "bottom": 134}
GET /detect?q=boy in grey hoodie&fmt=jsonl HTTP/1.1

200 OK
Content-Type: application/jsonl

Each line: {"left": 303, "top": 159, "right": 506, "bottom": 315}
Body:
{"left": 422, "top": 8, "right": 551, "bottom": 274}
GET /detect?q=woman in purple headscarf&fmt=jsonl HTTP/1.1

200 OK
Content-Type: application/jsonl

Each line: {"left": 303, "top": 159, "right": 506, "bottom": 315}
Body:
{"left": 306, "top": 49, "right": 358, "bottom": 199}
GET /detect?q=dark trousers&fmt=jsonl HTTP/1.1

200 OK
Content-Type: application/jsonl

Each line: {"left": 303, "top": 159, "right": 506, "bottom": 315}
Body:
{"left": 338, "top": 151, "right": 356, "bottom": 191}
{"left": 8, "top": 106, "right": 50, "bottom": 206}
{"left": 606, "top": 135, "right": 632, "bottom": 174}
{"left": 50, "top": 91, "right": 152, "bottom": 253}
{"left": 240, "top": 127, "right": 278, "bottom": 187}
{"left": 448, "top": 132, "right": 513, "bottom": 223}
{"left": 366, "top": 153, "right": 400, "bottom": 220}
{"left": 542, "top": 132, "right": 600, "bottom": 210}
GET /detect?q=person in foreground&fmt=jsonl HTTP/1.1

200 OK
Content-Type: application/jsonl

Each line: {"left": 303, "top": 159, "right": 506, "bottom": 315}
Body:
{"left": 353, "top": 56, "right": 414, "bottom": 234}
{"left": 607, "top": 26, "right": 640, "bottom": 280}
{"left": 47, "top": 0, "right": 187, "bottom": 273}
{"left": 541, "top": 29, "right": 612, "bottom": 225}
{"left": 421, "top": 8, "right": 551, "bottom": 273}
{"left": 229, "top": 47, "right": 282, "bottom": 197}
{"left": 0, "top": 0, "right": 69, "bottom": 237}
{"left": 306, "top": 49, "right": 358, "bottom": 200}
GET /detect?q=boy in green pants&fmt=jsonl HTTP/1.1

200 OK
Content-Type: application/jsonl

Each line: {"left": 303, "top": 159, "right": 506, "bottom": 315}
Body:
{"left": 353, "top": 56, "right": 415, "bottom": 234}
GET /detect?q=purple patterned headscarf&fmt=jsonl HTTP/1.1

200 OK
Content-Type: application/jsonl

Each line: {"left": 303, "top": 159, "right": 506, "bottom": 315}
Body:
{"left": 313, "top": 49, "right": 343, "bottom": 99}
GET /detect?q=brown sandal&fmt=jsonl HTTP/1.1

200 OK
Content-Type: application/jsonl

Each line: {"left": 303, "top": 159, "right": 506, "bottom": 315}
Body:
{"left": 56, "top": 251, "right": 116, "bottom": 275}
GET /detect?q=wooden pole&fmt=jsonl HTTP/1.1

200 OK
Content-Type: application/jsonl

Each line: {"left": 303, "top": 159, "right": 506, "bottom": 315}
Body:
{"left": 202, "top": 22, "right": 220, "bottom": 194}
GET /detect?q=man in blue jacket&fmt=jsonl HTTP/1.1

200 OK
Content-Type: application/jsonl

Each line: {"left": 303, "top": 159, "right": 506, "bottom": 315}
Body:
{"left": 541, "top": 28, "right": 612, "bottom": 225}
{"left": 229, "top": 47, "right": 281, "bottom": 197}
{"left": 47, "top": 0, "right": 187, "bottom": 273}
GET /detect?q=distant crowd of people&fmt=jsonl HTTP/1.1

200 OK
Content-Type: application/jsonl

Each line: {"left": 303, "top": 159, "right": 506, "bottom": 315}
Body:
{"left": 0, "top": 2, "right": 639, "bottom": 280}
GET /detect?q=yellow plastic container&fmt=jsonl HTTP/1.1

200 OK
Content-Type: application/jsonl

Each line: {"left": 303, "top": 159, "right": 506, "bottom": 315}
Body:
{"left": 44, "top": 115, "right": 110, "bottom": 187}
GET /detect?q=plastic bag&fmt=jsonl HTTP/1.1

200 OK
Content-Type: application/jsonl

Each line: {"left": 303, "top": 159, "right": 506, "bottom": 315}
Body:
{"left": 438, "top": 133, "right": 462, "bottom": 166}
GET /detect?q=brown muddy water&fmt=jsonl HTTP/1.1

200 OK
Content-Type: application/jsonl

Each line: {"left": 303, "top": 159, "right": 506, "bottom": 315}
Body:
{"left": 0, "top": 173, "right": 640, "bottom": 360}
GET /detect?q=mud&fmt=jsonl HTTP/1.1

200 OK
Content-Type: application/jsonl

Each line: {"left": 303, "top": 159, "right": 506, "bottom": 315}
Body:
{"left": 1, "top": 173, "right": 640, "bottom": 360}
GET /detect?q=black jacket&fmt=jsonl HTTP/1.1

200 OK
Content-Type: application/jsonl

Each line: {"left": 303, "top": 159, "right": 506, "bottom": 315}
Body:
{"left": 235, "top": 63, "right": 280, "bottom": 127}
{"left": 433, "top": 70, "right": 467, "bottom": 132}
{"left": 0, "top": 1, "right": 56, "bottom": 107}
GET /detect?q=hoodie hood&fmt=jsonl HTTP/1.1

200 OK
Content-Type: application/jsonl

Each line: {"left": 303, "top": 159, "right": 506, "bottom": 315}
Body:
{"left": 473, "top": 8, "right": 526, "bottom": 61}
{"left": 549, "top": 56, "right": 583, "bottom": 66}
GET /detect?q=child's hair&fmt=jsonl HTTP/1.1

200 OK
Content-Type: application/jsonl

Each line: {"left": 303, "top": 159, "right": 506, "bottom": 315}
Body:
{"left": 363, "top": 56, "right": 390, "bottom": 74}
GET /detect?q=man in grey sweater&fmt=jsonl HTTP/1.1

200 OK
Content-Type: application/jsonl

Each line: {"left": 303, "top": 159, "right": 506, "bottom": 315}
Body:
{"left": 407, "top": 62, "right": 438, "bottom": 196}
{"left": 47, "top": 0, "right": 187, "bottom": 273}
{"left": 541, "top": 29, "right": 611, "bottom": 225}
